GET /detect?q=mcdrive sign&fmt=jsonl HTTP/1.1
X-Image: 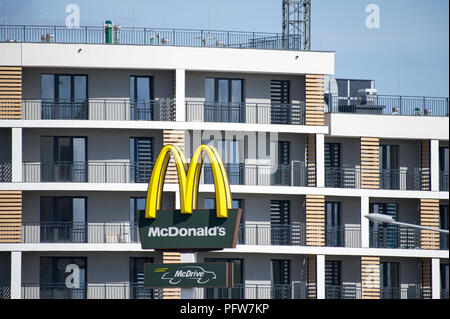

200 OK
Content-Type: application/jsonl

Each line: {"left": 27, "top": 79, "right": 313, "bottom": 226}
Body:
{"left": 139, "top": 144, "right": 242, "bottom": 250}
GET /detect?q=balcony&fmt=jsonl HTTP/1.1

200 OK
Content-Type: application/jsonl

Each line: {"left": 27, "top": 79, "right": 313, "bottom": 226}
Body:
{"left": 379, "top": 168, "right": 428, "bottom": 191}
{"left": 0, "top": 25, "right": 302, "bottom": 51}
{"left": 325, "top": 166, "right": 361, "bottom": 188}
{"left": 195, "top": 283, "right": 309, "bottom": 299}
{"left": 186, "top": 101, "right": 306, "bottom": 125}
{"left": 238, "top": 224, "right": 361, "bottom": 248}
{"left": 203, "top": 162, "right": 309, "bottom": 187}
{"left": 325, "top": 166, "right": 429, "bottom": 190}
{"left": 369, "top": 226, "right": 422, "bottom": 249}
{"left": 326, "top": 94, "right": 449, "bottom": 117}
{"left": 21, "top": 283, "right": 160, "bottom": 299}
{"left": 20, "top": 222, "right": 140, "bottom": 244}
{"left": 19, "top": 98, "right": 175, "bottom": 121}
{"left": 22, "top": 161, "right": 154, "bottom": 183}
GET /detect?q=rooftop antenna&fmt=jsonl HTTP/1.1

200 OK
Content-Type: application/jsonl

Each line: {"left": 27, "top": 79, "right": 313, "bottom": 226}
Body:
{"left": 282, "top": 0, "right": 311, "bottom": 50}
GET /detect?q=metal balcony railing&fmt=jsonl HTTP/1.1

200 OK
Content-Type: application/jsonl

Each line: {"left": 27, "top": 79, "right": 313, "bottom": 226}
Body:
{"left": 0, "top": 25, "right": 303, "bottom": 50}
{"left": 325, "top": 166, "right": 429, "bottom": 190}
{"left": 186, "top": 101, "right": 306, "bottom": 125}
{"left": 325, "top": 166, "right": 361, "bottom": 188}
{"left": 196, "top": 283, "right": 309, "bottom": 299}
{"left": 440, "top": 171, "right": 449, "bottom": 192}
{"left": 202, "top": 162, "right": 309, "bottom": 187}
{"left": 380, "top": 285, "right": 426, "bottom": 299}
{"left": 237, "top": 224, "right": 361, "bottom": 248}
{"left": 19, "top": 98, "right": 175, "bottom": 121}
{"left": 0, "top": 286, "right": 10, "bottom": 299}
{"left": 21, "top": 283, "right": 161, "bottom": 299}
{"left": 379, "top": 168, "right": 428, "bottom": 191}
{"left": 369, "top": 226, "right": 422, "bottom": 249}
{"left": 22, "top": 161, "right": 155, "bottom": 183}
{"left": 0, "top": 162, "right": 11, "bottom": 182}
{"left": 325, "top": 94, "right": 449, "bottom": 117}
{"left": 325, "top": 285, "right": 362, "bottom": 299}
{"left": 19, "top": 222, "right": 141, "bottom": 244}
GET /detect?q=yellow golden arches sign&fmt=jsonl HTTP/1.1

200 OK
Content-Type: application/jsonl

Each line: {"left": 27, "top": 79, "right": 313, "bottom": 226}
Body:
{"left": 145, "top": 144, "right": 232, "bottom": 219}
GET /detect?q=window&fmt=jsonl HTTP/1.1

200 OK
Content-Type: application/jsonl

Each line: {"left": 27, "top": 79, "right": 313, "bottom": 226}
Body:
{"left": 325, "top": 142, "right": 342, "bottom": 187}
{"left": 202, "top": 137, "right": 243, "bottom": 185}
{"left": 40, "top": 197, "right": 86, "bottom": 243}
{"left": 130, "top": 197, "right": 146, "bottom": 242}
{"left": 40, "top": 136, "right": 87, "bottom": 182}
{"left": 369, "top": 203, "right": 399, "bottom": 248}
{"left": 271, "top": 259, "right": 291, "bottom": 299}
{"left": 270, "top": 80, "right": 292, "bottom": 124}
{"left": 130, "top": 137, "right": 154, "bottom": 183}
{"left": 40, "top": 257, "right": 87, "bottom": 299}
{"left": 204, "top": 78, "right": 244, "bottom": 122}
{"left": 380, "top": 262, "right": 400, "bottom": 299}
{"left": 273, "top": 141, "right": 291, "bottom": 185}
{"left": 325, "top": 202, "right": 341, "bottom": 247}
{"left": 130, "top": 76, "right": 153, "bottom": 120}
{"left": 379, "top": 145, "right": 399, "bottom": 189}
{"left": 41, "top": 74, "right": 88, "bottom": 119}
{"left": 270, "top": 200, "right": 290, "bottom": 245}
{"left": 130, "top": 257, "right": 154, "bottom": 299}
{"left": 325, "top": 260, "right": 342, "bottom": 299}
{"left": 204, "top": 258, "right": 244, "bottom": 299}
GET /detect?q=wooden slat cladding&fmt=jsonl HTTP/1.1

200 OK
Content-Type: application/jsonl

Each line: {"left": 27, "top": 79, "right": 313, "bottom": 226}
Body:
{"left": 421, "top": 258, "right": 432, "bottom": 299}
{"left": 163, "top": 130, "right": 185, "bottom": 183}
{"left": 420, "top": 199, "right": 439, "bottom": 250}
{"left": 305, "top": 74, "right": 324, "bottom": 126}
{"left": 305, "top": 195, "right": 325, "bottom": 247}
{"left": 360, "top": 137, "right": 379, "bottom": 189}
{"left": 420, "top": 140, "right": 431, "bottom": 191}
{"left": 306, "top": 134, "right": 316, "bottom": 187}
{"left": 162, "top": 252, "right": 181, "bottom": 299}
{"left": 361, "top": 256, "right": 380, "bottom": 299}
{"left": 306, "top": 255, "right": 316, "bottom": 299}
{"left": 0, "top": 66, "right": 22, "bottom": 119}
{"left": 0, "top": 191, "right": 22, "bottom": 243}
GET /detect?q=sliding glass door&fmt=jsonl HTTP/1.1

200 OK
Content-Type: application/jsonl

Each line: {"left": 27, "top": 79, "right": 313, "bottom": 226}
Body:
{"left": 40, "top": 136, "right": 87, "bottom": 182}
{"left": 41, "top": 74, "right": 88, "bottom": 119}
{"left": 130, "top": 76, "right": 153, "bottom": 120}
{"left": 204, "top": 78, "right": 244, "bottom": 122}
{"left": 40, "top": 197, "right": 87, "bottom": 243}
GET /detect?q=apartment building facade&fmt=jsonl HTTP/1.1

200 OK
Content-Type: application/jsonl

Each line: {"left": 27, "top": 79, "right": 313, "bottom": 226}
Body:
{"left": 0, "top": 25, "right": 448, "bottom": 300}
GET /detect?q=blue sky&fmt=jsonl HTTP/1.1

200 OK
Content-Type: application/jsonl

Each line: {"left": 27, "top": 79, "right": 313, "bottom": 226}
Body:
{"left": 1, "top": 0, "right": 448, "bottom": 96}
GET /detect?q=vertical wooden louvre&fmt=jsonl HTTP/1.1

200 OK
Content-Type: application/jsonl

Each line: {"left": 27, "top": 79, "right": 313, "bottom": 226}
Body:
{"left": 0, "top": 191, "right": 22, "bottom": 243}
{"left": 163, "top": 130, "right": 185, "bottom": 183}
{"left": 361, "top": 256, "right": 380, "bottom": 299}
{"left": 306, "top": 255, "right": 317, "bottom": 299}
{"left": 361, "top": 137, "right": 380, "bottom": 189}
{"left": 162, "top": 252, "right": 181, "bottom": 299}
{"left": 305, "top": 74, "right": 324, "bottom": 126}
{"left": 421, "top": 258, "right": 432, "bottom": 299}
{"left": 0, "top": 66, "right": 22, "bottom": 119}
{"left": 305, "top": 195, "right": 325, "bottom": 247}
{"left": 306, "top": 134, "right": 316, "bottom": 187}
{"left": 420, "top": 140, "right": 431, "bottom": 191}
{"left": 420, "top": 199, "right": 439, "bottom": 250}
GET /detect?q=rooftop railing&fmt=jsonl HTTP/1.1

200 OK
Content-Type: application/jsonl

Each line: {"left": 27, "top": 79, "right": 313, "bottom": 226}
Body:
{"left": 0, "top": 25, "right": 302, "bottom": 51}
{"left": 325, "top": 94, "right": 449, "bottom": 117}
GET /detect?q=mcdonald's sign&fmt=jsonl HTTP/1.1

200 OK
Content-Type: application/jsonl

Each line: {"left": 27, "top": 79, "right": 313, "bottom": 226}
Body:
{"left": 139, "top": 144, "right": 242, "bottom": 250}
